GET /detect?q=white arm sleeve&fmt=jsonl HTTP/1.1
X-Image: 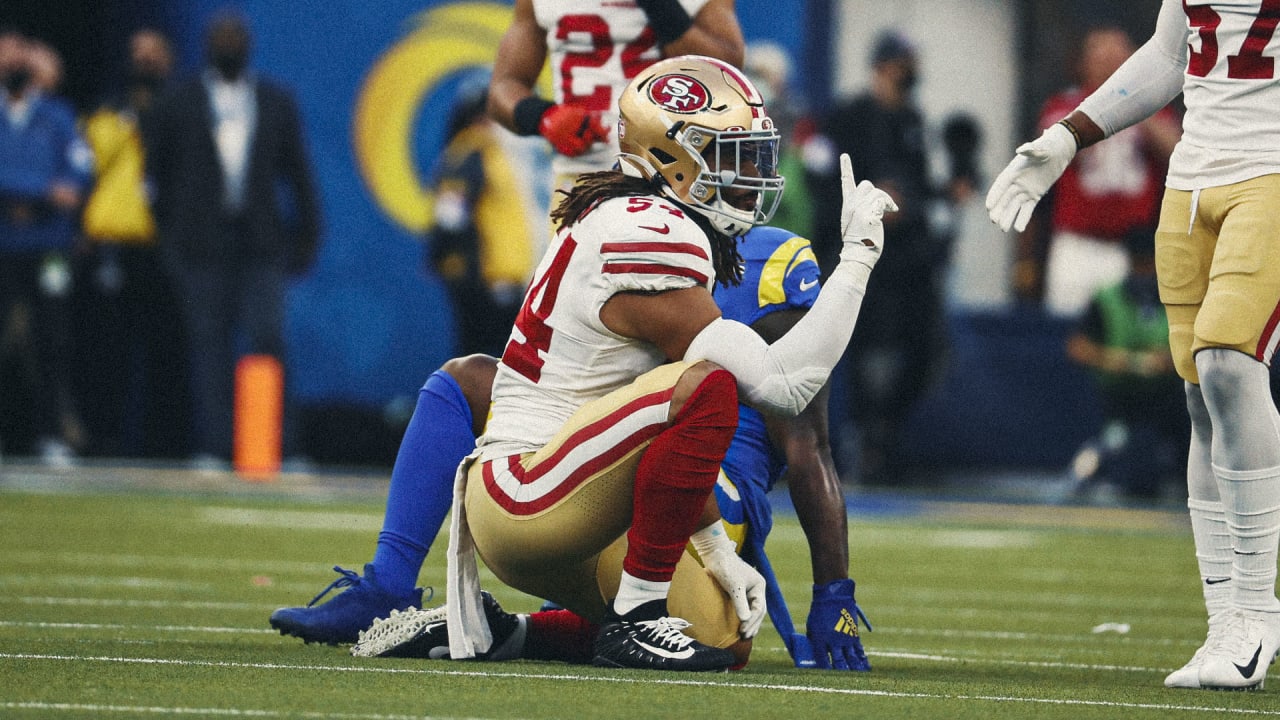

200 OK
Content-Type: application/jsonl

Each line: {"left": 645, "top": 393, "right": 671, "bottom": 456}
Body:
{"left": 1076, "top": 0, "right": 1186, "bottom": 138}
{"left": 685, "top": 261, "right": 871, "bottom": 417}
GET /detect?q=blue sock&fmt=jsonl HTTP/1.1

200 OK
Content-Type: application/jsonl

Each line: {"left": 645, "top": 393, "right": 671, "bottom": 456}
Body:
{"left": 369, "top": 370, "right": 476, "bottom": 598}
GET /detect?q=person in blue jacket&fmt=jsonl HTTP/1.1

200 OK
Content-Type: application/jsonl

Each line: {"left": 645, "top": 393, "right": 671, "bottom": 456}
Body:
{"left": 0, "top": 29, "right": 93, "bottom": 464}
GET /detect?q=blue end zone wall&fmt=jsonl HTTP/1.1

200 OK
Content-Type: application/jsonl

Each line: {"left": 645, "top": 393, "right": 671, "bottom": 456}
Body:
{"left": 900, "top": 310, "right": 1103, "bottom": 471}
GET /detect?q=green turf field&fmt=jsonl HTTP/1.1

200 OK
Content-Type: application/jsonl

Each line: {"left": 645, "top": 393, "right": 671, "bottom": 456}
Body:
{"left": 2, "top": 465, "right": 1279, "bottom": 719}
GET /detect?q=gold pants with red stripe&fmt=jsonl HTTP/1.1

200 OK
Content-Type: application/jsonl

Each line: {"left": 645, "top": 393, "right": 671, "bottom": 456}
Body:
{"left": 1156, "top": 174, "right": 1280, "bottom": 383}
{"left": 464, "top": 362, "right": 740, "bottom": 649}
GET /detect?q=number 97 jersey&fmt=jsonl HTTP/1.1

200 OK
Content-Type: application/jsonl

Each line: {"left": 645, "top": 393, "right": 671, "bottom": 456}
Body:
{"left": 533, "top": 0, "right": 711, "bottom": 177}
{"left": 1170, "top": 0, "right": 1280, "bottom": 187}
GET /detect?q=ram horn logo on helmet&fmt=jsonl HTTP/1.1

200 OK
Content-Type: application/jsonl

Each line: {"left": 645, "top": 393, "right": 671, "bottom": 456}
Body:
{"left": 647, "top": 73, "right": 712, "bottom": 114}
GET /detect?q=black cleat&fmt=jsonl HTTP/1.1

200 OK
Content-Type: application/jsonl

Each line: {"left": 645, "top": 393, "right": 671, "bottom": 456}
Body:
{"left": 592, "top": 599, "right": 734, "bottom": 672}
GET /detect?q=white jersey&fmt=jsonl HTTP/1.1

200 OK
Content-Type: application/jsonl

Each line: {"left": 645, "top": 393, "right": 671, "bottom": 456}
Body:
{"left": 1164, "top": 0, "right": 1280, "bottom": 188}
{"left": 533, "top": 0, "right": 709, "bottom": 178}
{"left": 1078, "top": 0, "right": 1280, "bottom": 189}
{"left": 479, "top": 194, "right": 715, "bottom": 459}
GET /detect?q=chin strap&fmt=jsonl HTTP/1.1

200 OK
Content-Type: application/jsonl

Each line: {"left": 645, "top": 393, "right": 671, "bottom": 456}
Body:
{"left": 617, "top": 153, "right": 655, "bottom": 180}
{"left": 618, "top": 152, "right": 751, "bottom": 237}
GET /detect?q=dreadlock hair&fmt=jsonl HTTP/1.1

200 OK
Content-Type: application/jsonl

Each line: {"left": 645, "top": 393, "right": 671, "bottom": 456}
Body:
{"left": 551, "top": 170, "right": 744, "bottom": 288}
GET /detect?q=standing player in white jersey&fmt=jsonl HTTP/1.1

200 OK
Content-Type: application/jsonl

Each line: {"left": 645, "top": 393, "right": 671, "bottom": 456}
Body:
{"left": 487, "top": 0, "right": 742, "bottom": 190}
{"left": 443, "top": 55, "right": 895, "bottom": 672}
{"left": 987, "top": 0, "right": 1280, "bottom": 690}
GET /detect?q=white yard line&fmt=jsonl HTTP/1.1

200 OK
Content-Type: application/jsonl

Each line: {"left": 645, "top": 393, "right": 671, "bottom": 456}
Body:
{"left": 4, "top": 550, "right": 334, "bottom": 575}
{"left": 0, "top": 653, "right": 1274, "bottom": 716}
{"left": 197, "top": 507, "right": 383, "bottom": 532}
{"left": 0, "top": 620, "right": 276, "bottom": 635}
{"left": 2, "top": 574, "right": 219, "bottom": 592}
{"left": 0, "top": 610, "right": 1198, "bottom": 650}
{"left": 5, "top": 596, "right": 276, "bottom": 611}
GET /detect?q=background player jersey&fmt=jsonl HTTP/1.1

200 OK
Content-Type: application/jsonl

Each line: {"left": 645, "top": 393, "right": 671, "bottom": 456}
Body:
{"left": 533, "top": 0, "right": 709, "bottom": 178}
{"left": 1166, "top": 0, "right": 1280, "bottom": 189}
{"left": 711, "top": 226, "right": 821, "bottom": 542}
{"left": 480, "top": 194, "right": 714, "bottom": 459}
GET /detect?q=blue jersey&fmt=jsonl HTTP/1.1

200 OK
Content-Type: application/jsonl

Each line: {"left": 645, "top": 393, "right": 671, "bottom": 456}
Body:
{"left": 711, "top": 225, "right": 821, "bottom": 551}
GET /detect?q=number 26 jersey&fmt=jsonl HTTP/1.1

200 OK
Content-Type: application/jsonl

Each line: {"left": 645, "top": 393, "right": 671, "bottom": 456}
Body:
{"left": 533, "top": 0, "right": 709, "bottom": 177}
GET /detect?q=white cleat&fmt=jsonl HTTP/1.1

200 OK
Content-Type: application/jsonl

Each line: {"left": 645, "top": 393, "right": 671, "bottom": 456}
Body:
{"left": 351, "top": 605, "right": 448, "bottom": 658}
{"left": 1164, "top": 613, "right": 1229, "bottom": 689}
{"left": 351, "top": 591, "right": 526, "bottom": 660}
{"left": 1196, "top": 608, "right": 1280, "bottom": 691}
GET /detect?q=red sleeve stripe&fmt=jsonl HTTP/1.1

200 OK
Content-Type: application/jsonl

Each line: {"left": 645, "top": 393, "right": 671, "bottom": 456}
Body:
{"left": 602, "top": 262, "right": 709, "bottom": 286}
{"left": 600, "top": 242, "right": 709, "bottom": 260}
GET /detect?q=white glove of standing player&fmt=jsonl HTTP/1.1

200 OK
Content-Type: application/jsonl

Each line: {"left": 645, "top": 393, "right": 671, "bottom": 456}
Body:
{"left": 838, "top": 153, "right": 898, "bottom": 270}
{"left": 691, "top": 522, "right": 767, "bottom": 639}
{"left": 985, "top": 122, "right": 1078, "bottom": 233}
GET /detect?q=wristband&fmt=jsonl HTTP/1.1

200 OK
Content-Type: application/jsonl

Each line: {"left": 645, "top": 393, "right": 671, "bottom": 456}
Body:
{"left": 1056, "top": 118, "right": 1083, "bottom": 150}
{"left": 513, "top": 96, "right": 554, "bottom": 137}
{"left": 635, "top": 0, "right": 694, "bottom": 45}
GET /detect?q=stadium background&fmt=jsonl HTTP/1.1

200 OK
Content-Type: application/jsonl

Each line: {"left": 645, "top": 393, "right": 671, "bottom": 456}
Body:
{"left": 0, "top": 0, "right": 1164, "bottom": 469}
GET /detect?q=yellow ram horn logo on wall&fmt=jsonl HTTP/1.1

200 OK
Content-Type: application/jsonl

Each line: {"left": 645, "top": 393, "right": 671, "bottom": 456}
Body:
{"left": 353, "top": 2, "right": 543, "bottom": 232}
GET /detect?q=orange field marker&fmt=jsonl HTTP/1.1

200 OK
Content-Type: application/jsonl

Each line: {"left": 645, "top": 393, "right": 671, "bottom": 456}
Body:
{"left": 234, "top": 354, "right": 283, "bottom": 480}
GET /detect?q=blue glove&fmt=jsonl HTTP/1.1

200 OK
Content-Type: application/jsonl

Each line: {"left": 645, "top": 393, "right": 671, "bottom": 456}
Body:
{"left": 783, "top": 632, "right": 818, "bottom": 669}
{"left": 805, "top": 578, "right": 872, "bottom": 671}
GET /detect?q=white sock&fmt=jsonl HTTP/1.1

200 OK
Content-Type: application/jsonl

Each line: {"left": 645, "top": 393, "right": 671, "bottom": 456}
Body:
{"left": 612, "top": 571, "right": 670, "bottom": 617}
{"left": 1196, "top": 349, "right": 1280, "bottom": 613}
{"left": 1185, "top": 383, "right": 1233, "bottom": 616}
{"left": 1188, "top": 498, "right": 1234, "bottom": 616}
{"left": 1216, "top": 464, "right": 1280, "bottom": 612}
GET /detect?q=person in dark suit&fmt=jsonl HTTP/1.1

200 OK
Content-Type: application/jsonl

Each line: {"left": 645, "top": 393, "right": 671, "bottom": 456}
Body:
{"left": 144, "top": 11, "right": 320, "bottom": 467}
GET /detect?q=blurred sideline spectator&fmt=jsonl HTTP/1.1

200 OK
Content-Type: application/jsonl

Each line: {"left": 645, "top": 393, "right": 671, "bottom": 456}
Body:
{"left": 0, "top": 28, "right": 93, "bottom": 466}
{"left": 810, "top": 29, "right": 954, "bottom": 483}
{"left": 73, "top": 28, "right": 191, "bottom": 459}
{"left": 27, "top": 39, "right": 63, "bottom": 95}
{"left": 144, "top": 11, "right": 320, "bottom": 470}
{"left": 425, "top": 72, "right": 535, "bottom": 357}
{"left": 743, "top": 40, "right": 814, "bottom": 238}
{"left": 1063, "top": 229, "right": 1187, "bottom": 504}
{"left": 1015, "top": 26, "right": 1180, "bottom": 317}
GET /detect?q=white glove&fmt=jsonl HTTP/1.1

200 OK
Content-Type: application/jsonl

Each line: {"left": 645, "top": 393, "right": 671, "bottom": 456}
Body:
{"left": 985, "top": 122, "right": 1078, "bottom": 233}
{"left": 690, "top": 522, "right": 767, "bottom": 639}
{"left": 837, "top": 153, "right": 898, "bottom": 269}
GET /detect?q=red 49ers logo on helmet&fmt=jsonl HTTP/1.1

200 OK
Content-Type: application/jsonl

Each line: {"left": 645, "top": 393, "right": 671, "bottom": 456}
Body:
{"left": 648, "top": 74, "right": 711, "bottom": 114}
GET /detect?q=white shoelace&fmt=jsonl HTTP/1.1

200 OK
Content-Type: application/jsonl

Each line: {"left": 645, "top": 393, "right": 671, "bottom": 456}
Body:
{"left": 636, "top": 617, "right": 695, "bottom": 649}
{"left": 351, "top": 605, "right": 446, "bottom": 657}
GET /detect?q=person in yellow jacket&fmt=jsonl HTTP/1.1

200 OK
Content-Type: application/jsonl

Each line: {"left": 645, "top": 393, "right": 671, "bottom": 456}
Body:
{"left": 426, "top": 73, "right": 537, "bottom": 357}
{"left": 73, "top": 29, "right": 190, "bottom": 459}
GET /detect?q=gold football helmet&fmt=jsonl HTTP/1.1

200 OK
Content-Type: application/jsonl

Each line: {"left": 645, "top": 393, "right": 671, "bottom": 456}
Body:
{"left": 617, "top": 55, "right": 784, "bottom": 236}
